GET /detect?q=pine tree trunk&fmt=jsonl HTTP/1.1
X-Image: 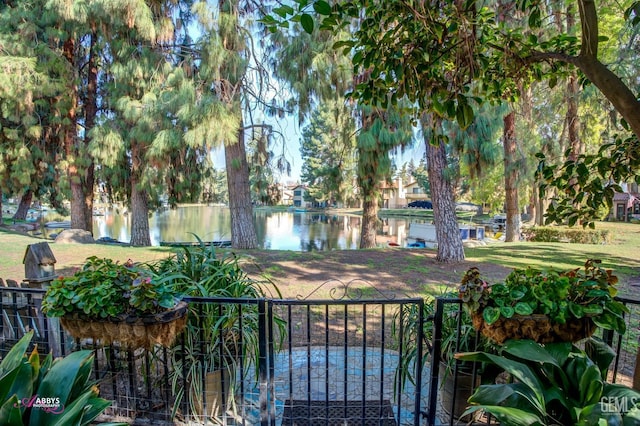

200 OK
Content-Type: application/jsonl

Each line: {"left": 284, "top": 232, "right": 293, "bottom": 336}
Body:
{"left": 83, "top": 29, "right": 98, "bottom": 233}
{"left": 426, "top": 137, "right": 465, "bottom": 262}
{"left": 13, "top": 190, "right": 33, "bottom": 221}
{"left": 130, "top": 184, "right": 150, "bottom": 246}
{"left": 503, "top": 111, "right": 520, "bottom": 242}
{"left": 62, "top": 37, "right": 88, "bottom": 231}
{"left": 129, "top": 141, "right": 151, "bottom": 247}
{"left": 529, "top": 185, "right": 538, "bottom": 227}
{"left": 359, "top": 197, "right": 378, "bottom": 248}
{"left": 225, "top": 118, "right": 258, "bottom": 249}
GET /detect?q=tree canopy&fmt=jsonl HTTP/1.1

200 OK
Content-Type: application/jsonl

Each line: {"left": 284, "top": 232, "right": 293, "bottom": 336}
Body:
{"left": 264, "top": 0, "right": 640, "bottom": 226}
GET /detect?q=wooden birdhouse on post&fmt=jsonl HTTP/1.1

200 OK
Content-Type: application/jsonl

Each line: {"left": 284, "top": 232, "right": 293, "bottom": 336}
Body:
{"left": 23, "top": 242, "right": 57, "bottom": 287}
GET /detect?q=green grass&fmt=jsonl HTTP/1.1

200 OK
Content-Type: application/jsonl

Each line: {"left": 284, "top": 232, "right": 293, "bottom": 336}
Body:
{"left": 379, "top": 208, "right": 480, "bottom": 222}
{"left": 467, "top": 222, "right": 640, "bottom": 273}
{"left": 404, "top": 256, "right": 431, "bottom": 275}
{"left": 260, "top": 265, "right": 284, "bottom": 280}
{"left": 0, "top": 228, "right": 174, "bottom": 280}
{"left": 2, "top": 220, "right": 640, "bottom": 296}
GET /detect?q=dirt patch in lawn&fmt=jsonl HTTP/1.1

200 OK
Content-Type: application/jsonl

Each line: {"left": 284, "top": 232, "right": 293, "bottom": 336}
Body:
{"left": 237, "top": 248, "right": 512, "bottom": 299}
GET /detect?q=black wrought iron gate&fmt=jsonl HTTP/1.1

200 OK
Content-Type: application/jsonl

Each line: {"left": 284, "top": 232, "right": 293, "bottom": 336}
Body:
{"left": 1, "top": 283, "right": 429, "bottom": 425}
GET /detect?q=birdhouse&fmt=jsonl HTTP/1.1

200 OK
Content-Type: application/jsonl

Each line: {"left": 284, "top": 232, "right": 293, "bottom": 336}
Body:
{"left": 23, "top": 242, "right": 57, "bottom": 284}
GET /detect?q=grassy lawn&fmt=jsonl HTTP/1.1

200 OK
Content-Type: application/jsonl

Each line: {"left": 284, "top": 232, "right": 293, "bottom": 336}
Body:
{"left": 0, "top": 228, "right": 174, "bottom": 280}
{"left": 467, "top": 221, "right": 640, "bottom": 274}
{"left": 1, "top": 220, "right": 639, "bottom": 299}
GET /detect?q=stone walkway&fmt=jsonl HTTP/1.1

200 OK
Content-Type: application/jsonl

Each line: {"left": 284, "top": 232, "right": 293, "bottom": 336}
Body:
{"left": 238, "top": 346, "right": 454, "bottom": 425}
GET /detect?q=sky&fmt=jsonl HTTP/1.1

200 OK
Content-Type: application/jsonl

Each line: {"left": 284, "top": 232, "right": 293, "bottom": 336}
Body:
{"left": 211, "top": 120, "right": 427, "bottom": 185}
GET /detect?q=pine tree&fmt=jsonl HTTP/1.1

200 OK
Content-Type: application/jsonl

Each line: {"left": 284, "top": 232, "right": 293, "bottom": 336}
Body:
{"left": 357, "top": 105, "right": 413, "bottom": 248}
{"left": 421, "top": 115, "right": 465, "bottom": 262}
{"left": 0, "top": 1, "right": 67, "bottom": 221}
{"left": 271, "top": 13, "right": 417, "bottom": 247}
{"left": 89, "top": 0, "right": 186, "bottom": 246}
{"left": 300, "top": 100, "right": 357, "bottom": 207}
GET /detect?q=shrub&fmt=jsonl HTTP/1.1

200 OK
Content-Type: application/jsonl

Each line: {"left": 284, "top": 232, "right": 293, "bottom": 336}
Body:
{"left": 523, "top": 226, "right": 612, "bottom": 244}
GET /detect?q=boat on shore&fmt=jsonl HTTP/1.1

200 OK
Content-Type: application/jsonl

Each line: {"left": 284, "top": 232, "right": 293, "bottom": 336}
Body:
{"left": 406, "top": 222, "right": 485, "bottom": 248}
{"left": 96, "top": 236, "right": 129, "bottom": 245}
{"left": 44, "top": 221, "right": 71, "bottom": 229}
{"left": 159, "top": 240, "right": 232, "bottom": 248}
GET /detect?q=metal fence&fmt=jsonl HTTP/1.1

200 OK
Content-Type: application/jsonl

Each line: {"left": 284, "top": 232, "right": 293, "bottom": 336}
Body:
{"left": 427, "top": 297, "right": 640, "bottom": 426}
{"left": 0, "top": 281, "right": 426, "bottom": 425}
{"left": 1, "top": 283, "right": 639, "bottom": 426}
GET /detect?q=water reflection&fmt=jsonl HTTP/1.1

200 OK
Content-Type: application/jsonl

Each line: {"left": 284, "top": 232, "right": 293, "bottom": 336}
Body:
{"left": 42, "top": 206, "right": 413, "bottom": 251}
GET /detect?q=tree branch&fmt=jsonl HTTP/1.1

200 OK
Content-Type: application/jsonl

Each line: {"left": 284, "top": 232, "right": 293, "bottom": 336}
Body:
{"left": 524, "top": 50, "right": 578, "bottom": 66}
{"left": 578, "top": 0, "right": 598, "bottom": 58}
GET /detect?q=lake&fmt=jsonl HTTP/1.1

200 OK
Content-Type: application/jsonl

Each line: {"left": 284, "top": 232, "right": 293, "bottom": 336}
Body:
{"left": 40, "top": 205, "right": 418, "bottom": 251}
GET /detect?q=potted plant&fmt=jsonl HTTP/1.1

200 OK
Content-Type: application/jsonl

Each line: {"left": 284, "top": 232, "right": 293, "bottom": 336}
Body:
{"left": 459, "top": 259, "right": 628, "bottom": 344}
{"left": 436, "top": 300, "right": 487, "bottom": 421}
{"left": 150, "top": 240, "right": 284, "bottom": 420}
{"left": 41, "top": 256, "right": 187, "bottom": 349}
{"left": 457, "top": 338, "right": 640, "bottom": 425}
{"left": 394, "top": 293, "right": 488, "bottom": 421}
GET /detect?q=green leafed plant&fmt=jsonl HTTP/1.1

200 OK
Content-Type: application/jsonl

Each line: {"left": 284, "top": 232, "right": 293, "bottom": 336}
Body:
{"left": 457, "top": 338, "right": 640, "bottom": 425}
{"left": 0, "top": 331, "right": 122, "bottom": 426}
{"left": 393, "top": 293, "right": 490, "bottom": 389}
{"left": 41, "top": 256, "right": 183, "bottom": 319}
{"left": 149, "top": 238, "right": 284, "bottom": 418}
{"left": 459, "top": 259, "right": 628, "bottom": 337}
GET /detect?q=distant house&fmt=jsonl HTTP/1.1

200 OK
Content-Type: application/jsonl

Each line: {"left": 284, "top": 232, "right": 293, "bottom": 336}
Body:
{"left": 380, "top": 178, "right": 405, "bottom": 209}
{"left": 280, "top": 184, "right": 294, "bottom": 206}
{"left": 403, "top": 180, "right": 429, "bottom": 204}
{"left": 612, "top": 182, "right": 640, "bottom": 221}
{"left": 292, "top": 185, "right": 311, "bottom": 208}
{"left": 380, "top": 178, "right": 429, "bottom": 209}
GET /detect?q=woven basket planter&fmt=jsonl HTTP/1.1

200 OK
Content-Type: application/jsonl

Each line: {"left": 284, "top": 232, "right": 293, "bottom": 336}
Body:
{"left": 60, "top": 301, "right": 188, "bottom": 349}
{"left": 471, "top": 312, "right": 596, "bottom": 344}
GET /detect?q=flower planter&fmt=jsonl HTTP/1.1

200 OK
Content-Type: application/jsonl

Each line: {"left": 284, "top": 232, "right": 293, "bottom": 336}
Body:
{"left": 60, "top": 301, "right": 188, "bottom": 349}
{"left": 471, "top": 312, "right": 596, "bottom": 344}
{"left": 193, "top": 368, "right": 232, "bottom": 419}
{"left": 439, "top": 362, "right": 481, "bottom": 422}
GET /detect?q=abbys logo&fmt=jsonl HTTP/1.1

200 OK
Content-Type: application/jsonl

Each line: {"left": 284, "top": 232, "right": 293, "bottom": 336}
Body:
{"left": 14, "top": 395, "right": 64, "bottom": 414}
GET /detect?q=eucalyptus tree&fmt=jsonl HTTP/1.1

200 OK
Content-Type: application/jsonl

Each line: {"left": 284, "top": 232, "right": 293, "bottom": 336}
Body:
{"left": 265, "top": 0, "right": 640, "bottom": 228}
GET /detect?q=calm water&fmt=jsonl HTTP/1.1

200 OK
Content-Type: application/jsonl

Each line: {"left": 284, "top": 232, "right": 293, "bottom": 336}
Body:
{"left": 41, "top": 206, "right": 415, "bottom": 251}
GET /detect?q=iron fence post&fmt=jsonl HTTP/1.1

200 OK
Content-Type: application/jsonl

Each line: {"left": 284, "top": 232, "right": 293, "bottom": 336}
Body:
{"left": 414, "top": 298, "right": 424, "bottom": 426}
{"left": 426, "top": 297, "right": 445, "bottom": 426}
{"left": 258, "top": 299, "right": 269, "bottom": 426}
